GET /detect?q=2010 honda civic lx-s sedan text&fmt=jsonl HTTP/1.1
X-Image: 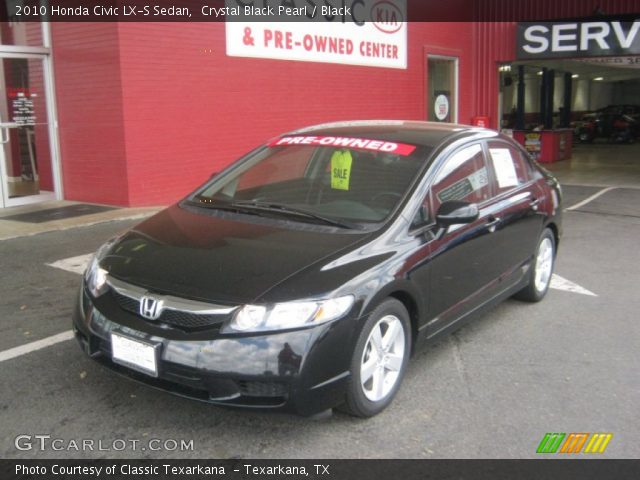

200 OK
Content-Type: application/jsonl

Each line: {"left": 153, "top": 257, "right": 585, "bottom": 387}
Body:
{"left": 74, "top": 121, "right": 562, "bottom": 417}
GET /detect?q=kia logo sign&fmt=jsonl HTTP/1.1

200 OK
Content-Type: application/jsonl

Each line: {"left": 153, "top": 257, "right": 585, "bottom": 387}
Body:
{"left": 372, "top": 1, "right": 403, "bottom": 34}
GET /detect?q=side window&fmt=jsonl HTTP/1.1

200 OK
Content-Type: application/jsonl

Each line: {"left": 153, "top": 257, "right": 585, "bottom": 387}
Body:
{"left": 431, "top": 143, "right": 491, "bottom": 212}
{"left": 486, "top": 141, "right": 530, "bottom": 195}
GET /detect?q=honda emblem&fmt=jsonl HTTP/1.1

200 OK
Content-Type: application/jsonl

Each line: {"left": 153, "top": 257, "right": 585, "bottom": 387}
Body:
{"left": 139, "top": 295, "right": 163, "bottom": 320}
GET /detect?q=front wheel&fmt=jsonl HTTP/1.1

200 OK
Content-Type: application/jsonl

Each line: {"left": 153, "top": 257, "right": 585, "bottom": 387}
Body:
{"left": 340, "top": 298, "right": 411, "bottom": 417}
{"left": 514, "top": 228, "right": 556, "bottom": 302}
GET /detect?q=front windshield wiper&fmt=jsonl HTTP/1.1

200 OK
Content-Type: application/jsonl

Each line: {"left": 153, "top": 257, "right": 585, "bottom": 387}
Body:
{"left": 191, "top": 196, "right": 270, "bottom": 216}
{"left": 230, "top": 201, "right": 358, "bottom": 229}
{"left": 191, "top": 197, "right": 357, "bottom": 229}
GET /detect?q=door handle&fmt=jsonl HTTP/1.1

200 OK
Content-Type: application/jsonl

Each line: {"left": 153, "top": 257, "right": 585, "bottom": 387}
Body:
{"left": 485, "top": 216, "right": 501, "bottom": 233}
{"left": 530, "top": 197, "right": 541, "bottom": 211}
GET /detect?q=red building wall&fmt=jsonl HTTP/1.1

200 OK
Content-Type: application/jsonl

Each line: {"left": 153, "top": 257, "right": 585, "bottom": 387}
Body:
{"left": 52, "top": 21, "right": 474, "bottom": 207}
{"left": 50, "top": 0, "right": 639, "bottom": 207}
{"left": 51, "top": 22, "right": 129, "bottom": 205}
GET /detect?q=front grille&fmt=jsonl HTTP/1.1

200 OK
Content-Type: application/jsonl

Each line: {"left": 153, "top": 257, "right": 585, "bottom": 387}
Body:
{"left": 110, "top": 289, "right": 226, "bottom": 331}
{"left": 160, "top": 309, "right": 221, "bottom": 329}
{"left": 113, "top": 291, "right": 139, "bottom": 313}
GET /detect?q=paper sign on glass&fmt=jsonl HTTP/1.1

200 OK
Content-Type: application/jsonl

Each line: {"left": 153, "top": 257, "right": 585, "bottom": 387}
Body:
{"left": 490, "top": 148, "right": 519, "bottom": 188}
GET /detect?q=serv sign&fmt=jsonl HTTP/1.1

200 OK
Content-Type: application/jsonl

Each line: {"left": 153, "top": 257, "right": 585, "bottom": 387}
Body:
{"left": 225, "top": 0, "right": 407, "bottom": 69}
{"left": 516, "top": 19, "right": 640, "bottom": 59}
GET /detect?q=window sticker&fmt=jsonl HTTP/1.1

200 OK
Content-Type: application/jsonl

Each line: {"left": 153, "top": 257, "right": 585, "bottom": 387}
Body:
{"left": 437, "top": 167, "right": 488, "bottom": 203}
{"left": 330, "top": 150, "right": 353, "bottom": 191}
{"left": 490, "top": 148, "right": 519, "bottom": 188}
{"left": 468, "top": 167, "right": 488, "bottom": 192}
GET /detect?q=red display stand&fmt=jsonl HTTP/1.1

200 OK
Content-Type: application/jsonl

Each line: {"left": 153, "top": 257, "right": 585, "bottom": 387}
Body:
{"left": 471, "top": 116, "right": 490, "bottom": 128}
{"left": 513, "top": 129, "right": 572, "bottom": 163}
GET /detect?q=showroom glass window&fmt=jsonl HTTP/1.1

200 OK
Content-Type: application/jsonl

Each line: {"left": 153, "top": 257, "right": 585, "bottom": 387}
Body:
{"left": 0, "top": 19, "right": 57, "bottom": 208}
{"left": 0, "top": 16, "right": 44, "bottom": 47}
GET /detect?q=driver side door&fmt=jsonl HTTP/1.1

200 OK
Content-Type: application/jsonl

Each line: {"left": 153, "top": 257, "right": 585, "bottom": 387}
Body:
{"left": 422, "top": 143, "right": 503, "bottom": 337}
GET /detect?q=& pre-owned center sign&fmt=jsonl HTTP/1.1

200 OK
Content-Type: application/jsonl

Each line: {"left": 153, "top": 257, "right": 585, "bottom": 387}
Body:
{"left": 225, "top": 0, "right": 408, "bottom": 69}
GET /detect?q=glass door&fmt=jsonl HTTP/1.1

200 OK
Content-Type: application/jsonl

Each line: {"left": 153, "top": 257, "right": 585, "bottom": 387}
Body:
{"left": 0, "top": 55, "right": 56, "bottom": 207}
{"left": 427, "top": 55, "right": 458, "bottom": 123}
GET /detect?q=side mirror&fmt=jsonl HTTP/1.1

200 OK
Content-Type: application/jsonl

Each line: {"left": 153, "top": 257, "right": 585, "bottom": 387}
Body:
{"left": 436, "top": 201, "right": 479, "bottom": 227}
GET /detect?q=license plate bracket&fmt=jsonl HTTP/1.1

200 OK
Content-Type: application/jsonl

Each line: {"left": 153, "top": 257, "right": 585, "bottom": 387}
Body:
{"left": 111, "top": 332, "right": 160, "bottom": 377}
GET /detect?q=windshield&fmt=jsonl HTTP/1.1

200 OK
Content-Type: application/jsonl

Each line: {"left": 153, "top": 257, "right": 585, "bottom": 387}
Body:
{"left": 193, "top": 136, "right": 430, "bottom": 225}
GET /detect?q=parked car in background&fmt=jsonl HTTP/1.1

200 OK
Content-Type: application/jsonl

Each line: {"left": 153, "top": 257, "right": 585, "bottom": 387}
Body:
{"left": 575, "top": 105, "right": 640, "bottom": 143}
{"left": 74, "top": 121, "right": 562, "bottom": 417}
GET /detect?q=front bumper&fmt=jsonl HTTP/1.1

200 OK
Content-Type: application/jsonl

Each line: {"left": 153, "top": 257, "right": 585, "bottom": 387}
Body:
{"left": 73, "top": 286, "right": 357, "bottom": 415}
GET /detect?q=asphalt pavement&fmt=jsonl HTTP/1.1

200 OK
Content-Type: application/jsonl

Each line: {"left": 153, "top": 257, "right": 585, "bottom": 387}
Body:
{"left": 1, "top": 187, "right": 639, "bottom": 459}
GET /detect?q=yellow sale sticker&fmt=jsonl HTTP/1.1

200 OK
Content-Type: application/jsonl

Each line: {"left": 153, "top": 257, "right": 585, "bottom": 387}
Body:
{"left": 331, "top": 150, "right": 352, "bottom": 190}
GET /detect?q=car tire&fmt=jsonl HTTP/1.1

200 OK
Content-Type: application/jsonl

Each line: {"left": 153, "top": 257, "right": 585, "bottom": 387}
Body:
{"left": 339, "top": 298, "right": 411, "bottom": 418}
{"left": 514, "top": 228, "right": 556, "bottom": 303}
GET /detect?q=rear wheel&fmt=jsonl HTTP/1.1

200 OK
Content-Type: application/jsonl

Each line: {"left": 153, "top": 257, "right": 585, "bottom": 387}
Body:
{"left": 340, "top": 298, "right": 411, "bottom": 417}
{"left": 514, "top": 228, "right": 555, "bottom": 302}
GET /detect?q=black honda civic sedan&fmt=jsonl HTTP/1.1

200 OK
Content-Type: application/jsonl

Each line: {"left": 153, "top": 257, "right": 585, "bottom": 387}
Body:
{"left": 74, "top": 121, "right": 562, "bottom": 417}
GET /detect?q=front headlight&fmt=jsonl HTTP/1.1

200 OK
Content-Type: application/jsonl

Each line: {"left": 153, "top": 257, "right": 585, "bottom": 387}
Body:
{"left": 223, "top": 295, "right": 355, "bottom": 333}
{"left": 84, "top": 238, "right": 117, "bottom": 297}
{"left": 84, "top": 256, "right": 108, "bottom": 297}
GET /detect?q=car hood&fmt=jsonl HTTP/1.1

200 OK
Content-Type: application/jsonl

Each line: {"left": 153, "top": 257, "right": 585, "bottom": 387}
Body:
{"left": 100, "top": 204, "right": 370, "bottom": 304}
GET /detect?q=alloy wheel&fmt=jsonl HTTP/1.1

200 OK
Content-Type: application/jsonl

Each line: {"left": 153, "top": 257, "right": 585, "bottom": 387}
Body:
{"left": 360, "top": 314, "right": 406, "bottom": 402}
{"left": 534, "top": 237, "right": 554, "bottom": 293}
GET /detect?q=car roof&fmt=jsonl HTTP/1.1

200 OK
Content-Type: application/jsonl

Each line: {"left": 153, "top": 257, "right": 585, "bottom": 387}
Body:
{"left": 285, "top": 120, "right": 494, "bottom": 149}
